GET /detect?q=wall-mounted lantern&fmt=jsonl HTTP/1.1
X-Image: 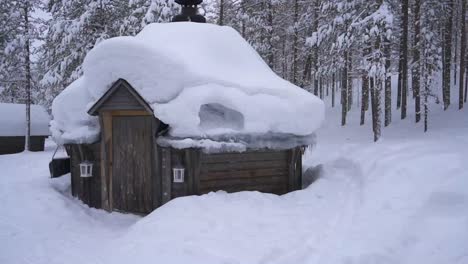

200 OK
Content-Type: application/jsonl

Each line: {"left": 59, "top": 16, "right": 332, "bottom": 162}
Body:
{"left": 79, "top": 161, "right": 93, "bottom": 178}
{"left": 173, "top": 166, "right": 185, "bottom": 183}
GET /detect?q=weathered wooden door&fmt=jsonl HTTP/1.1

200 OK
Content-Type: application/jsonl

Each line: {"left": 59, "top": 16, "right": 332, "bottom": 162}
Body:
{"left": 112, "top": 116, "right": 153, "bottom": 214}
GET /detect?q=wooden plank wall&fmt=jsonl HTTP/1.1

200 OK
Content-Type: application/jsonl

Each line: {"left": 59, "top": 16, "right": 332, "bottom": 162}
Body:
{"left": 198, "top": 150, "right": 292, "bottom": 195}
{"left": 68, "top": 143, "right": 102, "bottom": 208}
{"left": 0, "top": 136, "right": 46, "bottom": 154}
{"left": 112, "top": 116, "right": 153, "bottom": 214}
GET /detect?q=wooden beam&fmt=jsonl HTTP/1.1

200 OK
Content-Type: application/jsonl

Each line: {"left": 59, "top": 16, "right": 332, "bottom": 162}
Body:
{"left": 161, "top": 148, "right": 172, "bottom": 204}
{"left": 152, "top": 118, "right": 162, "bottom": 209}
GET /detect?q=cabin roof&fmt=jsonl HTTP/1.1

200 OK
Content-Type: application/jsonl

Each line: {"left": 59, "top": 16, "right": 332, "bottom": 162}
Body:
{"left": 0, "top": 103, "right": 50, "bottom": 136}
{"left": 50, "top": 23, "right": 324, "bottom": 148}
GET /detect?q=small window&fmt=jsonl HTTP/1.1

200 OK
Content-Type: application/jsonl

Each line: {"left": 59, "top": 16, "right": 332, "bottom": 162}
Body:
{"left": 173, "top": 168, "right": 185, "bottom": 183}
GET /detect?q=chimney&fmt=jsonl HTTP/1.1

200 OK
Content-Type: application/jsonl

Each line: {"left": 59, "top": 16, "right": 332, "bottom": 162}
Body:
{"left": 172, "top": 0, "right": 206, "bottom": 23}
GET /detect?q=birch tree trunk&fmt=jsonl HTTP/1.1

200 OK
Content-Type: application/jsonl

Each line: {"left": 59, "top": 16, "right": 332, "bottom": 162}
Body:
{"left": 23, "top": 3, "right": 31, "bottom": 151}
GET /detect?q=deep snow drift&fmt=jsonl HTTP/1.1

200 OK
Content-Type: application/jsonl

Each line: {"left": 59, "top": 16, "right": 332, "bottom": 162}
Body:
{"left": 50, "top": 23, "right": 324, "bottom": 145}
{"left": 1, "top": 106, "right": 467, "bottom": 264}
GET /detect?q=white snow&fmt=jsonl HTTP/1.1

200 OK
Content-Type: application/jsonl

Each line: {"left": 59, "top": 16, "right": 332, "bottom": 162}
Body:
{"left": 50, "top": 22, "right": 324, "bottom": 145}
{"left": 1, "top": 104, "right": 467, "bottom": 264}
{"left": 0, "top": 103, "right": 50, "bottom": 136}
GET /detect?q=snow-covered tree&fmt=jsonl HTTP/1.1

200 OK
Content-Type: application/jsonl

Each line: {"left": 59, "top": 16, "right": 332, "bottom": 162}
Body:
{"left": 39, "top": 0, "right": 177, "bottom": 107}
{"left": 0, "top": 0, "right": 45, "bottom": 150}
{"left": 420, "top": 0, "right": 443, "bottom": 131}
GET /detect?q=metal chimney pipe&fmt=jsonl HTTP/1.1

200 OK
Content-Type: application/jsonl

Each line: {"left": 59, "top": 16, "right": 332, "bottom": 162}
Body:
{"left": 172, "top": 0, "right": 206, "bottom": 23}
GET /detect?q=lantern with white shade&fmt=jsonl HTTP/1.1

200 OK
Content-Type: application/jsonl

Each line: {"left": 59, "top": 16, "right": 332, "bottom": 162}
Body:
{"left": 173, "top": 166, "right": 185, "bottom": 183}
{"left": 79, "top": 161, "right": 93, "bottom": 178}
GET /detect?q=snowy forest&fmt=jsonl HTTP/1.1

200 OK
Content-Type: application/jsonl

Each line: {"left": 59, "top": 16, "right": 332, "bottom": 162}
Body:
{"left": 0, "top": 0, "right": 467, "bottom": 141}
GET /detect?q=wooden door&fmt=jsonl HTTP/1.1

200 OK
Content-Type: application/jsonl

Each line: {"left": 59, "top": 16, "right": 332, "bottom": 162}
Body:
{"left": 112, "top": 115, "right": 153, "bottom": 214}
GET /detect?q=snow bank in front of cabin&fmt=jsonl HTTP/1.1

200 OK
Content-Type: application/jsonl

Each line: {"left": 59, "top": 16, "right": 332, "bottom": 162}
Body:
{"left": 2, "top": 108, "right": 468, "bottom": 264}
{"left": 51, "top": 22, "right": 324, "bottom": 145}
{"left": 0, "top": 103, "right": 50, "bottom": 136}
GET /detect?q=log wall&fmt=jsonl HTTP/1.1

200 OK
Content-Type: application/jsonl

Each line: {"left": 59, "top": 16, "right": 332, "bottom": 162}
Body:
{"left": 0, "top": 136, "right": 46, "bottom": 155}
{"left": 161, "top": 147, "right": 302, "bottom": 200}
{"left": 67, "top": 143, "right": 102, "bottom": 208}
{"left": 198, "top": 150, "right": 293, "bottom": 195}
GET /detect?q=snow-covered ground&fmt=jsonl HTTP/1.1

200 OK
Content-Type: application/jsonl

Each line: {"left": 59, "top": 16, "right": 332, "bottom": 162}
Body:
{"left": 1, "top": 105, "right": 467, "bottom": 264}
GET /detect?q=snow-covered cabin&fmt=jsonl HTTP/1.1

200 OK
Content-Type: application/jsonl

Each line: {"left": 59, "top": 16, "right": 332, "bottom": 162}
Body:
{"left": 0, "top": 103, "right": 50, "bottom": 154}
{"left": 51, "top": 22, "right": 324, "bottom": 214}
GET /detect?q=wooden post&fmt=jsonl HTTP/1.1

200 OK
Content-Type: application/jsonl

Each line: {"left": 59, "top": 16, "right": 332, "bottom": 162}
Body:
{"left": 288, "top": 149, "right": 297, "bottom": 191}
{"left": 152, "top": 118, "right": 162, "bottom": 209}
{"left": 100, "top": 114, "right": 110, "bottom": 211}
{"left": 161, "top": 148, "right": 172, "bottom": 204}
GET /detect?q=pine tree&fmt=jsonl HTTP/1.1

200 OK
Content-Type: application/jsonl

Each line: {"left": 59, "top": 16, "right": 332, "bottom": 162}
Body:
{"left": 399, "top": 0, "right": 409, "bottom": 119}
{"left": 421, "top": 0, "right": 442, "bottom": 131}
{"left": 39, "top": 0, "right": 176, "bottom": 107}
{"left": 412, "top": 0, "right": 421, "bottom": 122}
{"left": 442, "top": 0, "right": 455, "bottom": 110}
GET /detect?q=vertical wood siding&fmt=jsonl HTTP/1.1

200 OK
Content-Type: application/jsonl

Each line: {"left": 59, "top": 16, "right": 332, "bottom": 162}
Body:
{"left": 112, "top": 116, "right": 153, "bottom": 214}
{"left": 68, "top": 143, "right": 102, "bottom": 208}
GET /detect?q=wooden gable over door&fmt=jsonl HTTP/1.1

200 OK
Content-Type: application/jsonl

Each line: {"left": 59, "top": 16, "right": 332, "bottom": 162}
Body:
{"left": 88, "top": 79, "right": 153, "bottom": 116}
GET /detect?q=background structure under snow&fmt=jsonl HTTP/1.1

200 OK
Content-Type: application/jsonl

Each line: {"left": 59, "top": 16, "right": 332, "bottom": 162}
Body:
{"left": 50, "top": 22, "right": 324, "bottom": 146}
{"left": 0, "top": 103, "right": 50, "bottom": 136}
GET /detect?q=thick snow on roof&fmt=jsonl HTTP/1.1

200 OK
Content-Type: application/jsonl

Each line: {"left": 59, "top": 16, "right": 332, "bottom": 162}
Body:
{"left": 51, "top": 22, "right": 324, "bottom": 146}
{"left": 0, "top": 103, "right": 50, "bottom": 136}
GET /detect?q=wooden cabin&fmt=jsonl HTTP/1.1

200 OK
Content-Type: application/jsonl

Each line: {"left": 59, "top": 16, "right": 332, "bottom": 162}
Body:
{"left": 0, "top": 103, "right": 50, "bottom": 155}
{"left": 65, "top": 79, "right": 303, "bottom": 214}
{"left": 52, "top": 19, "right": 324, "bottom": 215}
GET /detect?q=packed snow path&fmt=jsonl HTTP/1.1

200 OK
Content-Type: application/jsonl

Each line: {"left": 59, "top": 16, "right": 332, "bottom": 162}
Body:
{"left": 1, "top": 108, "right": 467, "bottom": 264}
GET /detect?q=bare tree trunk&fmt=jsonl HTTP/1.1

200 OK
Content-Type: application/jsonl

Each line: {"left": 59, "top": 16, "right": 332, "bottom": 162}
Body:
{"left": 400, "top": 0, "right": 409, "bottom": 119}
{"left": 347, "top": 53, "right": 353, "bottom": 111}
{"left": 465, "top": 67, "right": 468, "bottom": 102}
{"left": 397, "top": 58, "right": 402, "bottom": 109}
{"left": 424, "top": 81, "right": 429, "bottom": 132}
{"left": 218, "top": 0, "right": 224, "bottom": 25}
{"left": 341, "top": 53, "right": 348, "bottom": 126}
{"left": 326, "top": 77, "right": 329, "bottom": 97}
{"left": 454, "top": 1, "right": 459, "bottom": 87}
{"left": 311, "top": 0, "right": 320, "bottom": 96}
{"left": 292, "top": 0, "right": 299, "bottom": 84}
{"left": 384, "top": 39, "right": 392, "bottom": 126}
{"left": 332, "top": 73, "right": 336, "bottom": 107}
{"left": 267, "top": 0, "right": 274, "bottom": 68}
{"left": 413, "top": 0, "right": 421, "bottom": 122}
{"left": 460, "top": 0, "right": 466, "bottom": 109}
{"left": 361, "top": 75, "right": 369, "bottom": 125}
{"left": 370, "top": 78, "right": 377, "bottom": 140}
{"left": 443, "top": 0, "right": 455, "bottom": 110}
{"left": 319, "top": 77, "right": 323, "bottom": 99}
